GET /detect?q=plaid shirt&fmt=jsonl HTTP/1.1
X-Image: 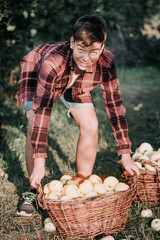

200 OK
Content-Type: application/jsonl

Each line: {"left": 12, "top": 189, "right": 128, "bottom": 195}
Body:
{"left": 17, "top": 41, "right": 132, "bottom": 158}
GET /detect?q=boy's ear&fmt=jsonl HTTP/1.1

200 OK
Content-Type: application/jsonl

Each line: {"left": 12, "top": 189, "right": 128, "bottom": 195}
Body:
{"left": 100, "top": 44, "right": 105, "bottom": 54}
{"left": 70, "top": 36, "right": 74, "bottom": 49}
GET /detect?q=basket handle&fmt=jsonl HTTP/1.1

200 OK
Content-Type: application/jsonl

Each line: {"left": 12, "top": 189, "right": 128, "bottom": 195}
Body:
{"left": 134, "top": 158, "right": 160, "bottom": 171}
{"left": 134, "top": 158, "right": 160, "bottom": 183}
{"left": 117, "top": 158, "right": 160, "bottom": 172}
{"left": 37, "top": 184, "right": 46, "bottom": 210}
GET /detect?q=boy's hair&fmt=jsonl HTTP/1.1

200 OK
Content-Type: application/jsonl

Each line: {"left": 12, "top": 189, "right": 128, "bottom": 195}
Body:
{"left": 73, "top": 15, "right": 107, "bottom": 46}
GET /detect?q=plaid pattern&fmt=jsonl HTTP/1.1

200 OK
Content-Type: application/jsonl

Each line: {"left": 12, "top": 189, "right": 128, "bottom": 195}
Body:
{"left": 17, "top": 41, "right": 132, "bottom": 158}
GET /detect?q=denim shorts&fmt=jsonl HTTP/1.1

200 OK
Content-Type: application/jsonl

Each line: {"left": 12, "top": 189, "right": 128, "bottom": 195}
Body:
{"left": 24, "top": 101, "right": 33, "bottom": 112}
{"left": 24, "top": 89, "right": 94, "bottom": 118}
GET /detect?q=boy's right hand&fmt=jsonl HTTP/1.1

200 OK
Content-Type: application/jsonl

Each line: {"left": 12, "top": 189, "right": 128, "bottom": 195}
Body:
{"left": 30, "top": 158, "right": 45, "bottom": 189}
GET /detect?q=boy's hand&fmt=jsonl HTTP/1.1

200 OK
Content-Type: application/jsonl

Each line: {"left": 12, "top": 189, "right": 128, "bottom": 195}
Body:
{"left": 30, "top": 158, "right": 45, "bottom": 189}
{"left": 121, "top": 154, "right": 140, "bottom": 176}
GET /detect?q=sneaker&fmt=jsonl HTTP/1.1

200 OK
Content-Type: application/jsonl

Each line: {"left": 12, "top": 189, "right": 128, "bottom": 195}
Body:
{"left": 16, "top": 190, "right": 38, "bottom": 216}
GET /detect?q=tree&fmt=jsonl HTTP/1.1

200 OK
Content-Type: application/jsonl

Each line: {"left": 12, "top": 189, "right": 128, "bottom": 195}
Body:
{"left": 0, "top": 0, "right": 159, "bottom": 101}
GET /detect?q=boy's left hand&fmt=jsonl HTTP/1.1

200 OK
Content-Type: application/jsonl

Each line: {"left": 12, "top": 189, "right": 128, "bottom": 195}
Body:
{"left": 121, "top": 154, "right": 140, "bottom": 176}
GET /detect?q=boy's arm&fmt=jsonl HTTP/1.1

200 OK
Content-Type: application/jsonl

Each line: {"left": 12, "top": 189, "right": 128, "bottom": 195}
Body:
{"left": 30, "top": 158, "right": 45, "bottom": 189}
{"left": 29, "top": 59, "right": 57, "bottom": 188}
{"left": 101, "top": 60, "right": 139, "bottom": 175}
{"left": 31, "top": 58, "right": 57, "bottom": 159}
{"left": 121, "top": 154, "right": 140, "bottom": 175}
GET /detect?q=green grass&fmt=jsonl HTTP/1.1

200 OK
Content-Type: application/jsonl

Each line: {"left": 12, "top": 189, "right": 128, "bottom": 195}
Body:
{"left": 0, "top": 66, "right": 160, "bottom": 239}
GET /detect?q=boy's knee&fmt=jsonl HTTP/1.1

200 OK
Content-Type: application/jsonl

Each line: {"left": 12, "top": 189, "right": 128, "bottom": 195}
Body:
{"left": 80, "top": 118, "right": 98, "bottom": 136}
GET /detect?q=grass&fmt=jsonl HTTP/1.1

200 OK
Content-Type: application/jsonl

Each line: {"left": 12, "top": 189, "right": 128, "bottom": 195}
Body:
{"left": 0, "top": 66, "right": 160, "bottom": 239}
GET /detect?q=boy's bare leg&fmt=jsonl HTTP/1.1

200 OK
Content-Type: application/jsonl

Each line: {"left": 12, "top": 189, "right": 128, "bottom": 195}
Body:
{"left": 70, "top": 108, "right": 98, "bottom": 179}
{"left": 16, "top": 109, "right": 39, "bottom": 216}
{"left": 25, "top": 109, "right": 35, "bottom": 178}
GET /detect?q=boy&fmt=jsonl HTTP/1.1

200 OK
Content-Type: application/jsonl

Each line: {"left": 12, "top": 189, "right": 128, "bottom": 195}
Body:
{"left": 16, "top": 15, "right": 139, "bottom": 216}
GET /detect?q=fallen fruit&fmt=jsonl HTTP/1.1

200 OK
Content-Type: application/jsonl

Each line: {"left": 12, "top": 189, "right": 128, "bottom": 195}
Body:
{"left": 44, "top": 221, "right": 56, "bottom": 232}
{"left": 141, "top": 209, "right": 153, "bottom": 218}
{"left": 44, "top": 217, "right": 53, "bottom": 225}
{"left": 151, "top": 218, "right": 160, "bottom": 231}
{"left": 100, "top": 236, "right": 115, "bottom": 240}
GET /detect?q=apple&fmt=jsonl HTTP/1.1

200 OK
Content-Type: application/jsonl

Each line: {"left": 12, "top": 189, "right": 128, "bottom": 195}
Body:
{"left": 79, "top": 180, "right": 93, "bottom": 194}
{"left": 100, "top": 236, "right": 115, "bottom": 240}
{"left": 88, "top": 174, "right": 102, "bottom": 184}
{"left": 151, "top": 219, "right": 160, "bottom": 231}
{"left": 103, "top": 176, "right": 119, "bottom": 190}
{"left": 46, "top": 192, "right": 59, "bottom": 200}
{"left": 114, "top": 182, "right": 129, "bottom": 192}
{"left": 48, "top": 180, "right": 63, "bottom": 193}
{"left": 141, "top": 209, "right": 153, "bottom": 218}
{"left": 63, "top": 184, "right": 80, "bottom": 198}
{"left": 93, "top": 183, "right": 107, "bottom": 195}
{"left": 138, "top": 142, "right": 153, "bottom": 154}
{"left": 60, "top": 175, "right": 72, "bottom": 185}
{"left": 44, "top": 221, "right": 56, "bottom": 232}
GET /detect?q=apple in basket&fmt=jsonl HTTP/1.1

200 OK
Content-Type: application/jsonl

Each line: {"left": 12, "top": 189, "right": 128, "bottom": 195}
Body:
{"left": 60, "top": 174, "right": 72, "bottom": 185}
{"left": 88, "top": 174, "right": 102, "bottom": 184}
{"left": 84, "top": 191, "right": 98, "bottom": 198}
{"left": 93, "top": 183, "right": 107, "bottom": 195}
{"left": 45, "top": 192, "right": 60, "bottom": 200}
{"left": 79, "top": 180, "right": 93, "bottom": 194}
{"left": 63, "top": 184, "right": 80, "bottom": 198}
{"left": 138, "top": 142, "right": 153, "bottom": 154}
{"left": 114, "top": 182, "right": 129, "bottom": 192}
{"left": 48, "top": 180, "right": 63, "bottom": 192}
{"left": 156, "top": 159, "right": 160, "bottom": 167}
{"left": 103, "top": 176, "right": 119, "bottom": 191}
{"left": 144, "top": 163, "right": 156, "bottom": 172}
{"left": 150, "top": 151, "right": 160, "bottom": 162}
{"left": 134, "top": 161, "right": 143, "bottom": 169}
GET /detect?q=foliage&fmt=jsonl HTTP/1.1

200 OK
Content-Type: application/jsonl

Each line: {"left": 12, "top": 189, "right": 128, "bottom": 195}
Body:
{"left": 0, "top": 0, "right": 160, "bottom": 100}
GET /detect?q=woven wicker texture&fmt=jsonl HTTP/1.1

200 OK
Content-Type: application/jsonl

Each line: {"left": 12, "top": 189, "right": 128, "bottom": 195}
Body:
{"left": 117, "top": 158, "right": 160, "bottom": 207}
{"left": 38, "top": 183, "right": 136, "bottom": 239}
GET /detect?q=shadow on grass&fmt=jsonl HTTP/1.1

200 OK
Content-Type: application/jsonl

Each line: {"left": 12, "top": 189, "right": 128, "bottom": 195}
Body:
{"left": 0, "top": 102, "right": 70, "bottom": 197}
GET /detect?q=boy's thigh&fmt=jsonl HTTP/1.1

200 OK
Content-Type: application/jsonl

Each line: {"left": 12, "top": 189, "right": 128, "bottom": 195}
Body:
{"left": 70, "top": 108, "right": 98, "bottom": 128}
{"left": 24, "top": 101, "right": 35, "bottom": 126}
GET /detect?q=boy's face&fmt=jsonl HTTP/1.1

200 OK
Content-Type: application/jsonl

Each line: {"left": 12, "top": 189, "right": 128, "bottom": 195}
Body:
{"left": 70, "top": 37, "right": 104, "bottom": 74}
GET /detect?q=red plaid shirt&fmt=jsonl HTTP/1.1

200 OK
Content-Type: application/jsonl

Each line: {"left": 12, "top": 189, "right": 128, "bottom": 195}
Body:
{"left": 17, "top": 41, "right": 132, "bottom": 158}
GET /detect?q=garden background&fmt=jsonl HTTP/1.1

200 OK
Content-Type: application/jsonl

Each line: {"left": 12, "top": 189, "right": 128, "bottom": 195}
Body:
{"left": 0, "top": 1, "right": 160, "bottom": 239}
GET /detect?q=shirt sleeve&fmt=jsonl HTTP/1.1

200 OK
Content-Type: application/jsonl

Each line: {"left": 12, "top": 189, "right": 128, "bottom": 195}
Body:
{"left": 100, "top": 60, "right": 132, "bottom": 156}
{"left": 31, "top": 58, "right": 57, "bottom": 158}
{"left": 17, "top": 48, "right": 41, "bottom": 106}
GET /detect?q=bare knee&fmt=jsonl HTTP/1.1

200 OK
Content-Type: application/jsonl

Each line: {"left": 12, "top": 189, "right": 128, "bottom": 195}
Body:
{"left": 79, "top": 118, "right": 98, "bottom": 137}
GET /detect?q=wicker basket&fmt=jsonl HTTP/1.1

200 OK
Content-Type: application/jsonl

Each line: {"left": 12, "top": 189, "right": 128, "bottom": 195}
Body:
{"left": 117, "top": 158, "right": 160, "bottom": 207}
{"left": 37, "top": 182, "right": 136, "bottom": 239}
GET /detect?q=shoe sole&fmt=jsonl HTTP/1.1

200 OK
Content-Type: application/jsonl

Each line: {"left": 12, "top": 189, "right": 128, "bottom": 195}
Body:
{"left": 16, "top": 210, "right": 33, "bottom": 217}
